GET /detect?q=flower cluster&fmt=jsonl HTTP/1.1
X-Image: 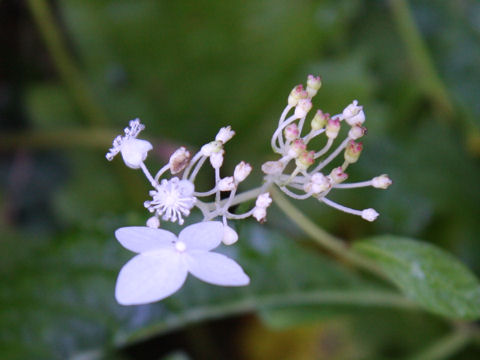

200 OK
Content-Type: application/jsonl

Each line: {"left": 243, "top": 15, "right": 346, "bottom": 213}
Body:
{"left": 264, "top": 75, "right": 392, "bottom": 221}
{"left": 106, "top": 75, "right": 391, "bottom": 305}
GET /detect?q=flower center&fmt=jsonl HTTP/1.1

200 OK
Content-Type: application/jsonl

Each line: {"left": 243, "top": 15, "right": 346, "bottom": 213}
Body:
{"left": 175, "top": 241, "right": 187, "bottom": 253}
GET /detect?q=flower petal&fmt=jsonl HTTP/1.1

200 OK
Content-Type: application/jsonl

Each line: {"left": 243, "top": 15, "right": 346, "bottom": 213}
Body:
{"left": 115, "top": 249, "right": 187, "bottom": 305}
{"left": 115, "top": 227, "right": 177, "bottom": 253}
{"left": 179, "top": 221, "right": 223, "bottom": 251}
{"left": 186, "top": 250, "right": 250, "bottom": 286}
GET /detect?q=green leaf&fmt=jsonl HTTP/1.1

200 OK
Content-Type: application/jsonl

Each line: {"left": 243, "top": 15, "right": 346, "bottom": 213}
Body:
{"left": 0, "top": 222, "right": 399, "bottom": 359}
{"left": 353, "top": 236, "right": 480, "bottom": 320}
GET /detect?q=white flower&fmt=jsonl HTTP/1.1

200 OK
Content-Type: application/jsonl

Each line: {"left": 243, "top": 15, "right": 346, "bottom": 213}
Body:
{"left": 233, "top": 161, "right": 252, "bottom": 183}
{"left": 255, "top": 192, "right": 272, "bottom": 208}
{"left": 261, "top": 160, "right": 284, "bottom": 175}
{"left": 218, "top": 177, "right": 236, "bottom": 191}
{"left": 215, "top": 126, "right": 235, "bottom": 143}
{"left": 372, "top": 174, "right": 392, "bottom": 189}
{"left": 210, "top": 150, "right": 224, "bottom": 169}
{"left": 106, "top": 119, "right": 153, "bottom": 169}
{"left": 222, "top": 225, "right": 239, "bottom": 245}
{"left": 342, "top": 100, "right": 365, "bottom": 126}
{"left": 115, "top": 221, "right": 250, "bottom": 305}
{"left": 252, "top": 207, "right": 267, "bottom": 223}
{"left": 144, "top": 177, "right": 196, "bottom": 225}
{"left": 304, "top": 173, "right": 331, "bottom": 194}
{"left": 362, "top": 208, "right": 379, "bottom": 222}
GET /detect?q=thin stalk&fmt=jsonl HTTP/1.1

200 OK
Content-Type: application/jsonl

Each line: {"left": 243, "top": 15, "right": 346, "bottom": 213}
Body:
{"left": 271, "top": 187, "right": 386, "bottom": 278}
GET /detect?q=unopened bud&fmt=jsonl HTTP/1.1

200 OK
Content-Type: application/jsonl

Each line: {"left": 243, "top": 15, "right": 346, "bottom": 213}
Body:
{"left": 306, "top": 74, "right": 322, "bottom": 97}
{"left": 218, "top": 176, "right": 236, "bottom": 191}
{"left": 284, "top": 123, "right": 299, "bottom": 141}
{"left": 256, "top": 192, "right": 272, "bottom": 208}
{"left": 287, "top": 139, "right": 306, "bottom": 158}
{"left": 295, "top": 150, "right": 315, "bottom": 170}
{"left": 372, "top": 174, "right": 392, "bottom": 189}
{"left": 329, "top": 167, "right": 348, "bottom": 184}
{"left": 362, "top": 208, "right": 379, "bottom": 222}
{"left": 252, "top": 207, "right": 267, "bottom": 223}
{"left": 311, "top": 110, "right": 329, "bottom": 130}
{"left": 304, "top": 173, "right": 331, "bottom": 194}
{"left": 215, "top": 126, "right": 235, "bottom": 143}
{"left": 234, "top": 161, "right": 252, "bottom": 183}
{"left": 222, "top": 225, "right": 239, "bottom": 245}
{"left": 169, "top": 147, "right": 191, "bottom": 174}
{"left": 261, "top": 160, "right": 284, "bottom": 175}
{"left": 348, "top": 125, "right": 366, "bottom": 140}
{"left": 326, "top": 118, "right": 341, "bottom": 139}
{"left": 288, "top": 85, "right": 308, "bottom": 106}
{"left": 294, "top": 98, "right": 312, "bottom": 118}
{"left": 344, "top": 141, "right": 363, "bottom": 163}
{"left": 210, "top": 150, "right": 224, "bottom": 168}
{"left": 201, "top": 140, "right": 223, "bottom": 156}
{"left": 146, "top": 216, "right": 160, "bottom": 228}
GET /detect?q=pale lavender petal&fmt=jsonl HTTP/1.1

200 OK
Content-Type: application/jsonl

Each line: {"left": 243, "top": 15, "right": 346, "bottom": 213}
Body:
{"left": 115, "top": 227, "right": 176, "bottom": 253}
{"left": 186, "top": 250, "right": 250, "bottom": 286}
{"left": 115, "top": 249, "right": 187, "bottom": 305}
{"left": 179, "top": 221, "right": 223, "bottom": 251}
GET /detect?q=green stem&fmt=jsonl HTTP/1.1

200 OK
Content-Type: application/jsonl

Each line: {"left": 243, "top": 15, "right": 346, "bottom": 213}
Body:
{"left": 27, "top": 0, "right": 107, "bottom": 125}
{"left": 120, "top": 289, "right": 417, "bottom": 345}
{"left": 271, "top": 188, "right": 386, "bottom": 279}
{"left": 407, "top": 326, "right": 473, "bottom": 360}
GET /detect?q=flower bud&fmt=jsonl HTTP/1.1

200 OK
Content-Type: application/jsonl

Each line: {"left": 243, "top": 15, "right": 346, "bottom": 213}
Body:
{"left": 234, "top": 161, "right": 252, "bottom": 183}
{"left": 362, "top": 208, "right": 379, "bottom": 222}
{"left": 261, "top": 160, "right": 284, "bottom": 175}
{"left": 146, "top": 216, "right": 160, "bottom": 228}
{"left": 329, "top": 167, "right": 348, "bottom": 184}
{"left": 304, "top": 173, "right": 331, "bottom": 194}
{"left": 287, "top": 139, "right": 306, "bottom": 158}
{"left": 120, "top": 138, "right": 153, "bottom": 169}
{"left": 294, "top": 98, "right": 312, "bottom": 118}
{"left": 311, "top": 110, "right": 328, "bottom": 131}
{"left": 215, "top": 126, "right": 235, "bottom": 143}
{"left": 288, "top": 85, "right": 308, "bottom": 106}
{"left": 348, "top": 125, "right": 366, "bottom": 140}
{"left": 343, "top": 100, "right": 365, "bottom": 126}
{"left": 326, "top": 118, "right": 341, "bottom": 139}
{"left": 344, "top": 141, "right": 363, "bottom": 164}
{"left": 295, "top": 150, "right": 315, "bottom": 170}
{"left": 209, "top": 150, "right": 224, "bottom": 168}
{"left": 218, "top": 176, "right": 236, "bottom": 191}
{"left": 252, "top": 207, "right": 267, "bottom": 223}
{"left": 255, "top": 192, "right": 272, "bottom": 208}
{"left": 372, "top": 174, "right": 392, "bottom": 189}
{"left": 169, "top": 147, "right": 191, "bottom": 174}
{"left": 222, "top": 225, "right": 239, "bottom": 245}
{"left": 201, "top": 140, "right": 223, "bottom": 156}
{"left": 284, "top": 123, "right": 299, "bottom": 141}
{"left": 306, "top": 74, "right": 322, "bottom": 97}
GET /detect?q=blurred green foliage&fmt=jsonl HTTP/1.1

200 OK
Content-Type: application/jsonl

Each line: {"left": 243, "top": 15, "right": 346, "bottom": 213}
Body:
{"left": 1, "top": 0, "right": 480, "bottom": 359}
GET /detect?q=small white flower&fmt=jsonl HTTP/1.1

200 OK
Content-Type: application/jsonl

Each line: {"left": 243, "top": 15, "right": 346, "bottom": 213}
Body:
{"left": 222, "top": 224, "right": 239, "bottom": 245}
{"left": 372, "top": 174, "right": 392, "bottom": 189}
{"left": 362, "top": 208, "right": 379, "bottom": 222}
{"left": 115, "top": 221, "right": 250, "bottom": 305}
{"left": 106, "top": 119, "right": 153, "bottom": 169}
{"left": 343, "top": 100, "right": 365, "bottom": 126}
{"left": 215, "top": 126, "right": 235, "bottom": 143}
{"left": 201, "top": 141, "right": 223, "bottom": 156}
{"left": 234, "top": 161, "right": 252, "bottom": 183}
{"left": 252, "top": 207, "right": 267, "bottom": 223}
{"left": 261, "top": 161, "right": 284, "bottom": 175}
{"left": 304, "top": 173, "right": 331, "bottom": 194}
{"left": 210, "top": 150, "right": 224, "bottom": 169}
{"left": 255, "top": 192, "right": 272, "bottom": 208}
{"left": 144, "top": 177, "right": 196, "bottom": 225}
{"left": 218, "top": 177, "right": 236, "bottom": 191}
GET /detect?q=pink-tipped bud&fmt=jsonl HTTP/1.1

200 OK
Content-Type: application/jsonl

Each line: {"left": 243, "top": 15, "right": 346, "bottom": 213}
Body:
{"left": 288, "top": 139, "right": 307, "bottom": 158}
{"left": 295, "top": 150, "right": 315, "bottom": 170}
{"left": 306, "top": 74, "right": 322, "bottom": 97}
{"left": 218, "top": 176, "right": 236, "bottom": 191}
{"left": 288, "top": 85, "right": 308, "bottom": 106}
{"left": 294, "top": 98, "right": 312, "bottom": 119}
{"left": 284, "top": 123, "right": 300, "bottom": 141}
{"left": 261, "top": 160, "right": 284, "bottom": 175}
{"left": 348, "top": 125, "right": 366, "bottom": 140}
{"left": 344, "top": 141, "right": 363, "bottom": 163}
{"left": 209, "top": 150, "right": 224, "bottom": 168}
{"left": 372, "top": 174, "right": 392, "bottom": 189}
{"left": 329, "top": 167, "right": 348, "bottom": 184}
{"left": 169, "top": 147, "right": 191, "bottom": 174}
{"left": 362, "top": 208, "right": 379, "bottom": 222}
{"left": 326, "top": 118, "right": 341, "bottom": 139}
{"left": 234, "top": 161, "right": 252, "bottom": 183}
{"left": 311, "top": 110, "right": 329, "bottom": 131}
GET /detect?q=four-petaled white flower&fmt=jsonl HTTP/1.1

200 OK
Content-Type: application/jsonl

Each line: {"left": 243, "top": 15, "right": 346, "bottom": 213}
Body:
{"left": 106, "top": 118, "right": 153, "bottom": 169}
{"left": 115, "top": 221, "right": 250, "bottom": 305}
{"left": 144, "top": 177, "right": 196, "bottom": 225}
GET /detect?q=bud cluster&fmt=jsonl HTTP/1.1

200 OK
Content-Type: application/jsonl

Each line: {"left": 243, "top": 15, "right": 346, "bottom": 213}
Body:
{"left": 266, "top": 75, "right": 391, "bottom": 221}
